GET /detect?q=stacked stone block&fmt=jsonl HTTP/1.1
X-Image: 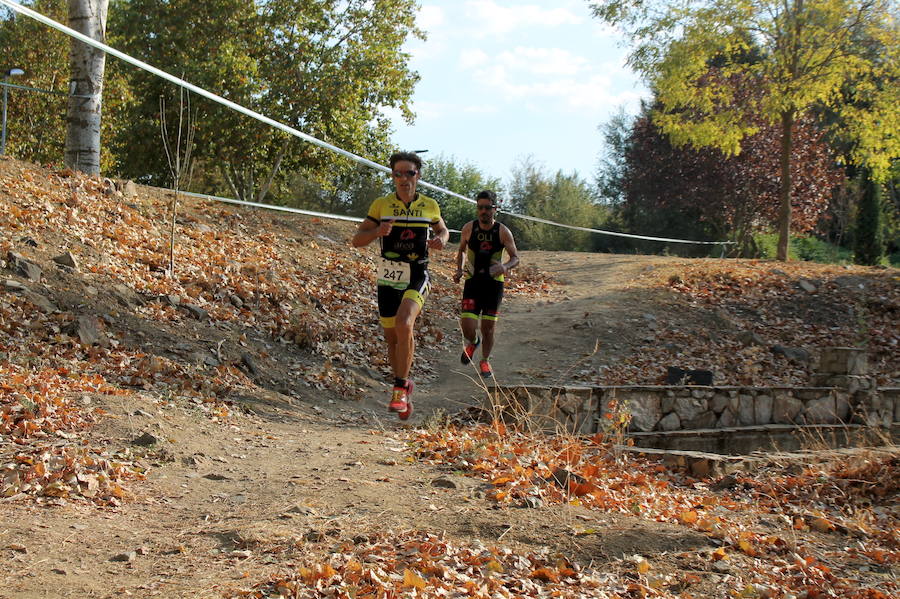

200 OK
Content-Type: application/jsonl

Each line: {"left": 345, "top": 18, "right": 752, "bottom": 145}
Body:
{"left": 485, "top": 385, "right": 597, "bottom": 434}
{"left": 486, "top": 348, "right": 896, "bottom": 435}
{"left": 811, "top": 347, "right": 873, "bottom": 393}
{"left": 595, "top": 386, "right": 847, "bottom": 432}
{"left": 812, "top": 347, "right": 894, "bottom": 427}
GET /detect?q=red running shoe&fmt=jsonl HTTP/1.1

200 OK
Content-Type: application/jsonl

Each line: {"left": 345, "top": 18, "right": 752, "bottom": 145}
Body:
{"left": 460, "top": 336, "right": 481, "bottom": 365}
{"left": 479, "top": 360, "right": 493, "bottom": 378}
{"left": 388, "top": 384, "right": 408, "bottom": 412}
{"left": 397, "top": 380, "right": 414, "bottom": 421}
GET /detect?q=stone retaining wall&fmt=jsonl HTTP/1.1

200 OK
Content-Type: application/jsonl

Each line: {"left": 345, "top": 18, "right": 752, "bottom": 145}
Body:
{"left": 486, "top": 384, "right": 899, "bottom": 435}
{"left": 598, "top": 386, "right": 888, "bottom": 432}
{"left": 484, "top": 385, "right": 598, "bottom": 434}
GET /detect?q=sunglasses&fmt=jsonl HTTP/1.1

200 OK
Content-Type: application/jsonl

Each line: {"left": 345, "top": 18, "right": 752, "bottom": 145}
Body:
{"left": 477, "top": 204, "right": 496, "bottom": 211}
{"left": 392, "top": 169, "right": 418, "bottom": 178}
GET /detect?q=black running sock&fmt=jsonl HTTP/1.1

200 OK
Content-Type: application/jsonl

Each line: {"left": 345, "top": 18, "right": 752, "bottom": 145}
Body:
{"left": 394, "top": 377, "right": 407, "bottom": 388}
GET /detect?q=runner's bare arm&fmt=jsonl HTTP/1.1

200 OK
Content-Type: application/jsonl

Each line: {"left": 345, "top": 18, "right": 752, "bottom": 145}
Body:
{"left": 352, "top": 218, "right": 393, "bottom": 247}
{"left": 499, "top": 225, "right": 520, "bottom": 273}
{"left": 454, "top": 222, "right": 472, "bottom": 283}
{"left": 427, "top": 217, "right": 450, "bottom": 250}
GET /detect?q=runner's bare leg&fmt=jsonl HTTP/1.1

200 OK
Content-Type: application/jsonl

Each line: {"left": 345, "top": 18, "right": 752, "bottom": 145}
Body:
{"left": 393, "top": 297, "right": 422, "bottom": 380}
{"left": 480, "top": 319, "right": 496, "bottom": 360}
{"left": 460, "top": 316, "right": 478, "bottom": 345}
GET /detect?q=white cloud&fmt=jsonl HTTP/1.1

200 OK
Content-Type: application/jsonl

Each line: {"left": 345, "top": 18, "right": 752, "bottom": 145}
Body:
{"left": 462, "top": 104, "right": 499, "bottom": 114}
{"left": 461, "top": 46, "right": 643, "bottom": 115}
{"left": 408, "top": 5, "right": 451, "bottom": 63}
{"left": 464, "top": 46, "right": 589, "bottom": 92}
{"left": 406, "top": 100, "right": 500, "bottom": 121}
{"left": 417, "top": 5, "right": 446, "bottom": 30}
{"left": 394, "top": 1, "right": 649, "bottom": 177}
{"left": 458, "top": 48, "right": 490, "bottom": 70}
{"left": 411, "top": 100, "right": 452, "bottom": 121}
{"left": 495, "top": 47, "right": 589, "bottom": 77}
{"left": 461, "top": 0, "right": 582, "bottom": 37}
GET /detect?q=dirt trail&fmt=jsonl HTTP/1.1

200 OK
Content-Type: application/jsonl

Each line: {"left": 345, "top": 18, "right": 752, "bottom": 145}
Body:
{"left": 2, "top": 252, "right": 718, "bottom": 599}
{"left": 410, "top": 251, "right": 683, "bottom": 416}
{"left": 4, "top": 158, "right": 897, "bottom": 599}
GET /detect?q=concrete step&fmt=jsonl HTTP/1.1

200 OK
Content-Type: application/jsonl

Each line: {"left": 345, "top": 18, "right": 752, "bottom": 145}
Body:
{"left": 626, "top": 422, "right": 900, "bottom": 455}
{"left": 617, "top": 443, "right": 900, "bottom": 478}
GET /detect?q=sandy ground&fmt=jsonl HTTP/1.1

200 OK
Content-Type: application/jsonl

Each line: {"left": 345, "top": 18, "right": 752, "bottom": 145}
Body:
{"left": 1, "top": 252, "right": 723, "bottom": 599}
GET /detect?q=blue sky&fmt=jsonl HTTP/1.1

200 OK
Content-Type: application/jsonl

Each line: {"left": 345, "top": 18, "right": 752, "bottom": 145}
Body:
{"left": 387, "top": 0, "right": 648, "bottom": 185}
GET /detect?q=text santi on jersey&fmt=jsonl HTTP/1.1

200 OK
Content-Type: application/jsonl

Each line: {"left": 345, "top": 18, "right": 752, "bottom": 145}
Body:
{"left": 392, "top": 208, "right": 423, "bottom": 218}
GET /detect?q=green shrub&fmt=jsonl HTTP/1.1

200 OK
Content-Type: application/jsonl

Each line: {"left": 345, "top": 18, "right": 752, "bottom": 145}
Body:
{"left": 754, "top": 233, "right": 798, "bottom": 260}
{"left": 794, "top": 236, "right": 853, "bottom": 264}
{"left": 889, "top": 251, "right": 900, "bottom": 267}
{"left": 753, "top": 233, "right": 853, "bottom": 264}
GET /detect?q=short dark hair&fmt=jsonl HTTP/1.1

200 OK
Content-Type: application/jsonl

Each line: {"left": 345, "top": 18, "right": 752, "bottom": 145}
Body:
{"left": 389, "top": 151, "right": 423, "bottom": 172}
{"left": 475, "top": 190, "right": 497, "bottom": 205}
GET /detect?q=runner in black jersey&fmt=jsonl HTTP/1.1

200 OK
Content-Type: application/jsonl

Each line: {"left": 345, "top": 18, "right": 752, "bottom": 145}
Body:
{"left": 453, "top": 190, "right": 519, "bottom": 378}
{"left": 352, "top": 152, "right": 449, "bottom": 419}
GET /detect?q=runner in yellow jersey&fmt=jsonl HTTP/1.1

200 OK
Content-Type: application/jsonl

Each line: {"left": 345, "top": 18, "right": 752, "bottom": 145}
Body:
{"left": 352, "top": 152, "right": 449, "bottom": 419}
{"left": 453, "top": 190, "right": 519, "bottom": 378}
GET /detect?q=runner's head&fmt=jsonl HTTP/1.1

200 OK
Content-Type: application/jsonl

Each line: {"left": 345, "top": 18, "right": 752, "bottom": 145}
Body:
{"left": 389, "top": 152, "right": 422, "bottom": 203}
{"left": 475, "top": 190, "right": 497, "bottom": 225}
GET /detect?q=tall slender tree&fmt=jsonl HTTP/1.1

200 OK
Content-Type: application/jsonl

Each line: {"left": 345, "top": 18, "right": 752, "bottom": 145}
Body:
{"left": 854, "top": 169, "right": 886, "bottom": 265}
{"left": 65, "top": 0, "right": 107, "bottom": 174}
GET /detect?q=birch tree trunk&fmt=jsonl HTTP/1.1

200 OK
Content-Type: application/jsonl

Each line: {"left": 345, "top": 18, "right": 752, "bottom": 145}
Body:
{"left": 65, "top": 0, "right": 108, "bottom": 175}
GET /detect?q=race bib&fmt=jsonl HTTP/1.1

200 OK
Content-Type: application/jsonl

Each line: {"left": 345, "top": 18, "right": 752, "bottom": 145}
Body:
{"left": 376, "top": 258, "right": 411, "bottom": 289}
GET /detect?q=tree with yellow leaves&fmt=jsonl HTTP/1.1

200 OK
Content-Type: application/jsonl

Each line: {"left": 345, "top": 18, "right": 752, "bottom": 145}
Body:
{"left": 590, "top": 0, "right": 899, "bottom": 260}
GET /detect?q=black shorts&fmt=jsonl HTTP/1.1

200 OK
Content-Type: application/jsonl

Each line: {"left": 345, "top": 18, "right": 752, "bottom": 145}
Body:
{"left": 461, "top": 277, "right": 504, "bottom": 320}
{"left": 377, "top": 268, "right": 430, "bottom": 328}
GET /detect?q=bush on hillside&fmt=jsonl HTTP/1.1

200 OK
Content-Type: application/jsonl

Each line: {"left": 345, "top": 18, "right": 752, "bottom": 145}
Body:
{"left": 753, "top": 233, "right": 853, "bottom": 264}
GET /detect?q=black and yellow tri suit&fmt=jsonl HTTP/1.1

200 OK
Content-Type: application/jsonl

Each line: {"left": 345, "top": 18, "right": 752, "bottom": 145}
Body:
{"left": 461, "top": 220, "right": 506, "bottom": 321}
{"left": 366, "top": 192, "right": 442, "bottom": 327}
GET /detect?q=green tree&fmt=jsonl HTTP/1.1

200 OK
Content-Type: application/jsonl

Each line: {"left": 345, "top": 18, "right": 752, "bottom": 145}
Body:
{"left": 0, "top": 1, "right": 132, "bottom": 171}
{"left": 615, "top": 91, "right": 842, "bottom": 257}
{"left": 0, "top": 1, "right": 72, "bottom": 165}
{"left": 416, "top": 154, "right": 502, "bottom": 231}
{"left": 507, "top": 158, "right": 602, "bottom": 251}
{"left": 289, "top": 160, "right": 388, "bottom": 217}
{"left": 590, "top": 0, "right": 900, "bottom": 261}
{"left": 854, "top": 169, "right": 886, "bottom": 265}
{"left": 109, "top": 0, "right": 422, "bottom": 202}
{"left": 595, "top": 108, "right": 633, "bottom": 206}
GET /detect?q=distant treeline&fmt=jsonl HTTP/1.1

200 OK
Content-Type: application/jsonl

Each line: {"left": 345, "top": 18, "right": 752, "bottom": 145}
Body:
{"left": 2, "top": 0, "right": 897, "bottom": 262}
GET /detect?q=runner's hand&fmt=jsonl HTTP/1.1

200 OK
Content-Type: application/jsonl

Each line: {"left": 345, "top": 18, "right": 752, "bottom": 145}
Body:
{"left": 427, "top": 237, "right": 445, "bottom": 250}
{"left": 489, "top": 263, "right": 506, "bottom": 277}
{"left": 453, "top": 269, "right": 463, "bottom": 283}
{"left": 377, "top": 220, "right": 394, "bottom": 237}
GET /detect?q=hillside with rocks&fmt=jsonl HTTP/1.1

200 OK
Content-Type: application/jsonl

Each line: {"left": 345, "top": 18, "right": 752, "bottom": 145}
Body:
{"left": 0, "top": 156, "right": 897, "bottom": 598}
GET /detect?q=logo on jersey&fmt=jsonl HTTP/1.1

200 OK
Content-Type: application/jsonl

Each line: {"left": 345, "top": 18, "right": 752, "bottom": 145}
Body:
{"left": 400, "top": 229, "right": 416, "bottom": 240}
{"left": 480, "top": 241, "right": 492, "bottom": 251}
{"left": 393, "top": 207, "right": 424, "bottom": 218}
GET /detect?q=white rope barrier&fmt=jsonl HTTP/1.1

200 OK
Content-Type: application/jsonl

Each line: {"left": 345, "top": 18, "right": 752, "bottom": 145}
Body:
{"left": 181, "top": 190, "right": 365, "bottom": 224}
{"left": 1, "top": 0, "right": 733, "bottom": 248}
{"left": 179, "top": 189, "right": 462, "bottom": 233}
{"left": 0, "top": 80, "right": 93, "bottom": 98}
